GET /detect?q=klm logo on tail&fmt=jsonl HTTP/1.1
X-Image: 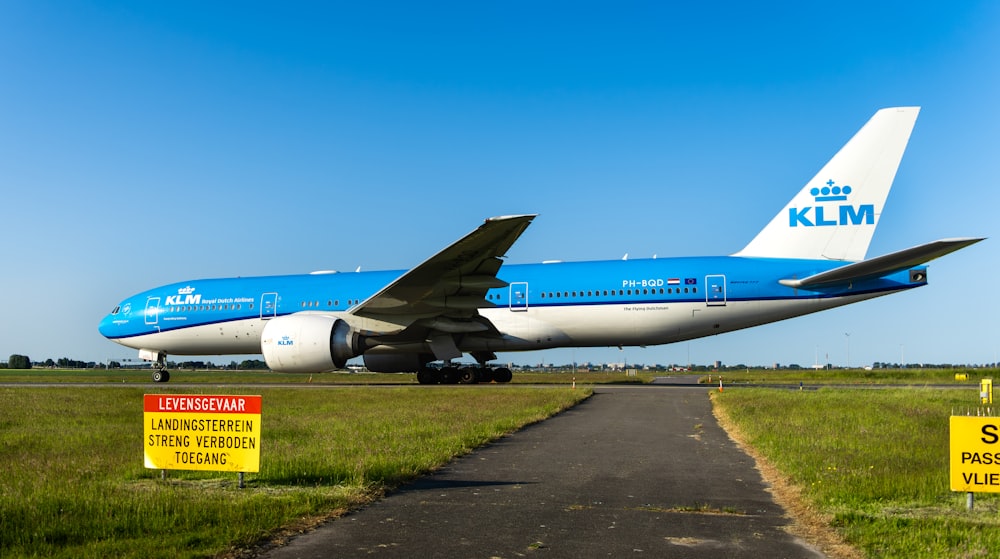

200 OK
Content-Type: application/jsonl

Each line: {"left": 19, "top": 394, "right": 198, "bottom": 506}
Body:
{"left": 789, "top": 180, "right": 874, "bottom": 227}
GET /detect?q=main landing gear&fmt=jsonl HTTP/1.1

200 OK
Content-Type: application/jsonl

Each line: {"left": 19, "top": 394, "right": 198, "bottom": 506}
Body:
{"left": 416, "top": 366, "right": 513, "bottom": 385}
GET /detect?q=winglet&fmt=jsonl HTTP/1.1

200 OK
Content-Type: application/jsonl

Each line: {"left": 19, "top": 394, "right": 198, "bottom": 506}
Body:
{"left": 735, "top": 107, "right": 920, "bottom": 262}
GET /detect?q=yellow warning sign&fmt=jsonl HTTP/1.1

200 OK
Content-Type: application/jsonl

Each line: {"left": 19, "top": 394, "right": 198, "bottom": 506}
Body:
{"left": 950, "top": 416, "right": 1000, "bottom": 492}
{"left": 144, "top": 394, "right": 261, "bottom": 472}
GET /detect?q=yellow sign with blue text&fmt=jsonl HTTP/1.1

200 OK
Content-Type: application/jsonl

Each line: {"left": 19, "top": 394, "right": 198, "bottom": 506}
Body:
{"left": 144, "top": 394, "right": 261, "bottom": 472}
{"left": 950, "top": 416, "right": 1000, "bottom": 492}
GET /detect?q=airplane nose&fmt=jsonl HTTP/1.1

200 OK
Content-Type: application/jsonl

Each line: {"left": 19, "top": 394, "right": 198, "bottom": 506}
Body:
{"left": 98, "top": 304, "right": 127, "bottom": 339}
{"left": 98, "top": 314, "right": 114, "bottom": 338}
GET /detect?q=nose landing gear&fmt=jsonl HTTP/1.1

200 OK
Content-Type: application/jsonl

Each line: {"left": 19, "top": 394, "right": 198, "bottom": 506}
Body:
{"left": 151, "top": 367, "right": 171, "bottom": 383}
{"left": 139, "top": 349, "right": 171, "bottom": 383}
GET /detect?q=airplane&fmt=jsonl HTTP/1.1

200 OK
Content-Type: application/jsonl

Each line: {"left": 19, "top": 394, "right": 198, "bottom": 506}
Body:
{"left": 99, "top": 107, "right": 983, "bottom": 383}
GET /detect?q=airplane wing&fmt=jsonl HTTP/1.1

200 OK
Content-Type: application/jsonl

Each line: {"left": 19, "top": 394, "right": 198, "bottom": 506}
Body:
{"left": 351, "top": 214, "right": 536, "bottom": 319}
{"left": 779, "top": 237, "right": 984, "bottom": 288}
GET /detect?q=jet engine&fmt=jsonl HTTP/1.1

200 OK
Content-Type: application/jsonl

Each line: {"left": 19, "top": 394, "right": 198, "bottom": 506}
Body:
{"left": 261, "top": 315, "right": 362, "bottom": 373}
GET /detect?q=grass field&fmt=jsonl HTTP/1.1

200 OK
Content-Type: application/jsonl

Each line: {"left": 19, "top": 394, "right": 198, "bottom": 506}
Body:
{"left": 707, "top": 367, "right": 997, "bottom": 386}
{"left": 5, "top": 368, "right": 999, "bottom": 558}
{"left": 0, "top": 385, "right": 589, "bottom": 559}
{"left": 713, "top": 388, "right": 1000, "bottom": 559}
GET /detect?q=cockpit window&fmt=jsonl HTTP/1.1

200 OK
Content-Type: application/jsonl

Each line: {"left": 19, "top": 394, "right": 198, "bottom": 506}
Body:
{"left": 111, "top": 305, "right": 120, "bottom": 315}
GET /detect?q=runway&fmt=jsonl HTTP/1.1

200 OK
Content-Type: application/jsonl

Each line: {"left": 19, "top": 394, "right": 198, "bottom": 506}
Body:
{"left": 259, "top": 383, "right": 824, "bottom": 558}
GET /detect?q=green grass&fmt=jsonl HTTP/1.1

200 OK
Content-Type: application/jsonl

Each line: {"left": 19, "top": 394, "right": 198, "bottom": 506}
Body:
{"left": 714, "top": 388, "right": 1000, "bottom": 558}
{"left": 0, "top": 386, "right": 589, "bottom": 559}
{"left": 705, "top": 367, "right": 997, "bottom": 385}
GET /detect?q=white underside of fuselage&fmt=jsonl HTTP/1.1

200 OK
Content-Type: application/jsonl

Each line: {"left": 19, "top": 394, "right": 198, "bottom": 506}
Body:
{"left": 113, "top": 292, "right": 888, "bottom": 359}
{"left": 111, "top": 317, "right": 265, "bottom": 355}
{"left": 470, "top": 292, "right": 887, "bottom": 353}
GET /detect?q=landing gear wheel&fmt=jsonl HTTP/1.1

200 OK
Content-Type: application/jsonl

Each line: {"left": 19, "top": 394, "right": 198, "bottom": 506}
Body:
{"left": 493, "top": 367, "right": 512, "bottom": 383}
{"left": 152, "top": 370, "right": 170, "bottom": 383}
{"left": 477, "top": 367, "right": 495, "bottom": 383}
{"left": 440, "top": 367, "right": 459, "bottom": 384}
{"left": 458, "top": 368, "right": 479, "bottom": 384}
{"left": 417, "top": 368, "right": 441, "bottom": 385}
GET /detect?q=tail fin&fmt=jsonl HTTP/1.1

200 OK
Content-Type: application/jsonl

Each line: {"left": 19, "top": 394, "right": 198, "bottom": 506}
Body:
{"left": 734, "top": 107, "right": 920, "bottom": 262}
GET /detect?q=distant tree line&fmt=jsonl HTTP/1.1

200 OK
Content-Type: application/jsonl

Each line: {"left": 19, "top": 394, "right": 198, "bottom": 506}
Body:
{"left": 1, "top": 355, "right": 272, "bottom": 370}
{"left": 2, "top": 355, "right": 104, "bottom": 369}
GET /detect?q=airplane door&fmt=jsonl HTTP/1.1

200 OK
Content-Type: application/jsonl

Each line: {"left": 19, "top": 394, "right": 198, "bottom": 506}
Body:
{"left": 260, "top": 292, "right": 278, "bottom": 319}
{"left": 145, "top": 297, "right": 160, "bottom": 325}
{"left": 706, "top": 275, "right": 726, "bottom": 306}
{"left": 509, "top": 282, "right": 528, "bottom": 312}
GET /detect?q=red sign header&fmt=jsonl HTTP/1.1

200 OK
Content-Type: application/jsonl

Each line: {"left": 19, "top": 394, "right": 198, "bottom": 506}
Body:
{"left": 144, "top": 394, "right": 261, "bottom": 414}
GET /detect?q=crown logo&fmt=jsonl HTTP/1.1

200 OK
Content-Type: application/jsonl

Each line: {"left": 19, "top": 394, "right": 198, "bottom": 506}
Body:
{"left": 811, "top": 179, "right": 852, "bottom": 202}
{"left": 178, "top": 286, "right": 195, "bottom": 295}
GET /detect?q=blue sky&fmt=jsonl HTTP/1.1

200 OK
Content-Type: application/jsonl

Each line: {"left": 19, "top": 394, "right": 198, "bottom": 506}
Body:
{"left": 2, "top": 1, "right": 998, "bottom": 368}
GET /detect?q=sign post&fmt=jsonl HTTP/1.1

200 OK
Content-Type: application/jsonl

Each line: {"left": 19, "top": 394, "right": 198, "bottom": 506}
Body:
{"left": 144, "top": 394, "right": 262, "bottom": 482}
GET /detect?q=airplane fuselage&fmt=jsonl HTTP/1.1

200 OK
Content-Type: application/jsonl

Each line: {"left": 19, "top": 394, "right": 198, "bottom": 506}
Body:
{"left": 99, "top": 255, "right": 923, "bottom": 358}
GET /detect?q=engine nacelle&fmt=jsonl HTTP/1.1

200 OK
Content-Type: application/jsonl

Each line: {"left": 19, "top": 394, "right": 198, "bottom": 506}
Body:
{"left": 261, "top": 315, "right": 362, "bottom": 373}
{"left": 363, "top": 353, "right": 432, "bottom": 373}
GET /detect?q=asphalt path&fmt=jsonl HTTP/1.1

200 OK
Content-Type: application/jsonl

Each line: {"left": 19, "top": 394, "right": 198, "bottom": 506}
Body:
{"left": 259, "top": 382, "right": 824, "bottom": 558}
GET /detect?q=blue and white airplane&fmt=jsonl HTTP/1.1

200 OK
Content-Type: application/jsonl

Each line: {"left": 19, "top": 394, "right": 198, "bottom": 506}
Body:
{"left": 99, "top": 107, "right": 982, "bottom": 383}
